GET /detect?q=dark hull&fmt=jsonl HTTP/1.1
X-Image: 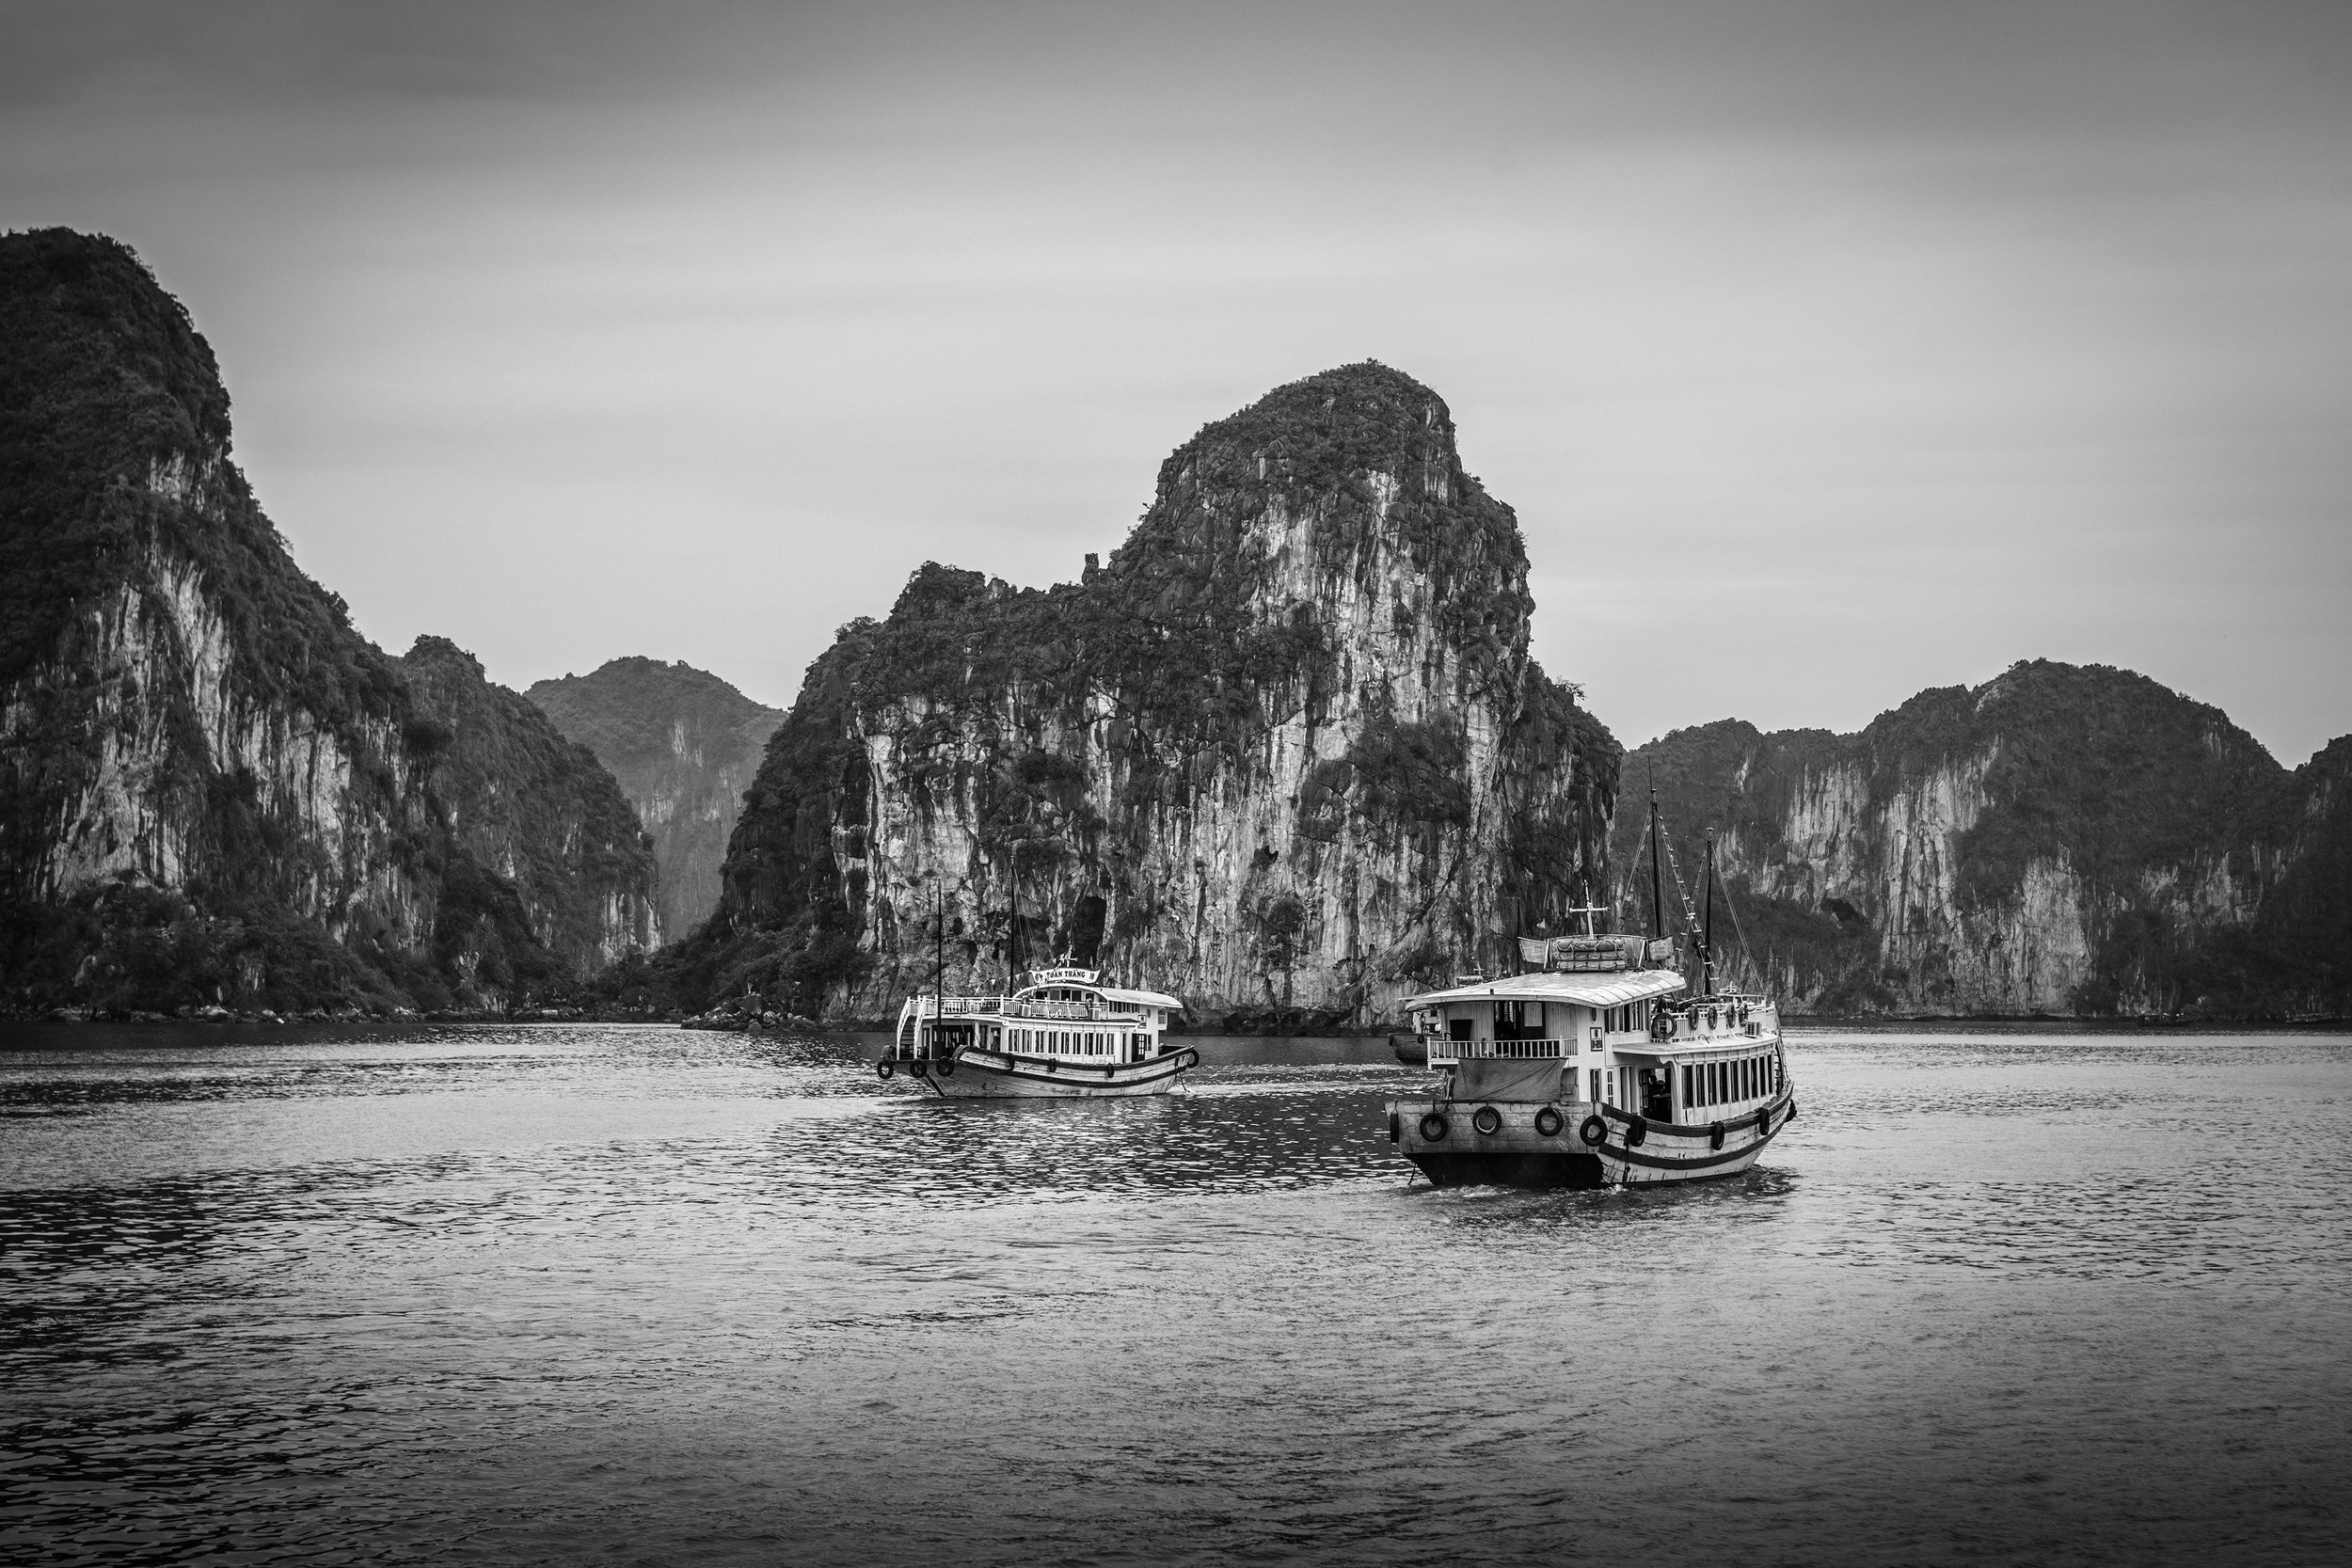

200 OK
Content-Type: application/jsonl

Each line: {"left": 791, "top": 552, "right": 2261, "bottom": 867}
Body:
{"left": 1406, "top": 1150, "right": 1607, "bottom": 1188}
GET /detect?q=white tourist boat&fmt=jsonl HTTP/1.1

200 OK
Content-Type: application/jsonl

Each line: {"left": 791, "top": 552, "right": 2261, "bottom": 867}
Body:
{"left": 879, "top": 966, "right": 1195, "bottom": 1098}
{"left": 1387, "top": 797, "right": 1797, "bottom": 1187}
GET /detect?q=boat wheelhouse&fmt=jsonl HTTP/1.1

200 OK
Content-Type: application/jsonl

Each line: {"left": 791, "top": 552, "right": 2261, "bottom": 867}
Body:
{"left": 880, "top": 966, "right": 1196, "bottom": 1099}
{"left": 1386, "top": 797, "right": 1797, "bottom": 1187}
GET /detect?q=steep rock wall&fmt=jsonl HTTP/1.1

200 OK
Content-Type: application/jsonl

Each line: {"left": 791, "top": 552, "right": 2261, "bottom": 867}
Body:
{"left": 1615, "top": 662, "right": 2344, "bottom": 1018}
{"left": 401, "top": 638, "right": 660, "bottom": 971}
{"left": 0, "top": 228, "right": 657, "bottom": 1015}
{"left": 694, "top": 363, "right": 1619, "bottom": 1023}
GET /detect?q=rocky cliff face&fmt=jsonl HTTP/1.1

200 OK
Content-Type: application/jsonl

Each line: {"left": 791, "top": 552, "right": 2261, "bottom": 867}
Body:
{"left": 1614, "top": 661, "right": 2347, "bottom": 1018}
{"left": 0, "top": 229, "right": 655, "bottom": 1016}
{"left": 402, "top": 638, "right": 660, "bottom": 972}
{"left": 689, "top": 363, "right": 1619, "bottom": 1024}
{"left": 526, "top": 658, "right": 782, "bottom": 943}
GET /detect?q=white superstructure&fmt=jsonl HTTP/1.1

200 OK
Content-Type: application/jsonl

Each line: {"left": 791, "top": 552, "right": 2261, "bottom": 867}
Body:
{"left": 880, "top": 966, "right": 1196, "bottom": 1098}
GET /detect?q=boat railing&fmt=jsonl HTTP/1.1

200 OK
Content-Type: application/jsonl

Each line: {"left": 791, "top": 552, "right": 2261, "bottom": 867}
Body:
{"left": 910, "top": 995, "right": 1146, "bottom": 1022}
{"left": 914, "top": 995, "right": 1009, "bottom": 1017}
{"left": 1431, "top": 1037, "right": 1571, "bottom": 1065}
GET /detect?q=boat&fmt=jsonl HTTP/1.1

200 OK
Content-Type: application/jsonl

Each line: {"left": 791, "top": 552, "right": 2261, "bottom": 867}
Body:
{"left": 878, "top": 965, "right": 1196, "bottom": 1098}
{"left": 1385, "top": 794, "right": 1796, "bottom": 1187}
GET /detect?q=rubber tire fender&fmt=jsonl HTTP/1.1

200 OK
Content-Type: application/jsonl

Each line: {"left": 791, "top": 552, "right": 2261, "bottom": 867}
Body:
{"left": 1626, "top": 1116, "right": 1649, "bottom": 1148}
{"left": 876, "top": 1060, "right": 895, "bottom": 1082}
{"left": 937, "top": 1054, "right": 956, "bottom": 1077}
{"left": 1419, "top": 1111, "right": 1451, "bottom": 1143}
{"left": 1388, "top": 1110, "right": 1401, "bottom": 1144}
{"left": 1708, "top": 1119, "right": 1726, "bottom": 1150}
{"left": 1756, "top": 1105, "right": 1773, "bottom": 1137}
{"left": 1471, "top": 1105, "right": 1502, "bottom": 1136}
{"left": 1534, "top": 1106, "right": 1565, "bottom": 1138}
{"left": 911, "top": 1058, "right": 930, "bottom": 1079}
{"left": 1578, "top": 1114, "right": 1609, "bottom": 1148}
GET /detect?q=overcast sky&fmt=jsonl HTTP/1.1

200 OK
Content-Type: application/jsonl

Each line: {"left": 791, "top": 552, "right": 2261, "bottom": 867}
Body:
{"left": 6, "top": 0, "right": 2348, "bottom": 764}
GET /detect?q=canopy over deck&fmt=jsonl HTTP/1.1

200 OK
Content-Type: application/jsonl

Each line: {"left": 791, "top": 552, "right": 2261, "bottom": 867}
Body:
{"left": 1405, "top": 970, "right": 1688, "bottom": 1012}
{"left": 1098, "top": 986, "right": 1184, "bottom": 1011}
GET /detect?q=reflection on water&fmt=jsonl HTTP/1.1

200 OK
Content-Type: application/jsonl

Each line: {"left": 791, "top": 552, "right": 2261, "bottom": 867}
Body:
{"left": 3, "top": 1022, "right": 2349, "bottom": 1565}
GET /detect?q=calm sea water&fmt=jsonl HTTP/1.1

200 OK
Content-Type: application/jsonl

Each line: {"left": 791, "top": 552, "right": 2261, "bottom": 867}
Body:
{"left": 3, "top": 1022, "right": 2348, "bottom": 1566}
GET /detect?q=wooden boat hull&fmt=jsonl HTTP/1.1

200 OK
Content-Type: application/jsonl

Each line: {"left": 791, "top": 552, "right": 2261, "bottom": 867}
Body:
{"left": 1391, "top": 1093, "right": 1793, "bottom": 1188}
{"left": 896, "top": 1047, "right": 1198, "bottom": 1100}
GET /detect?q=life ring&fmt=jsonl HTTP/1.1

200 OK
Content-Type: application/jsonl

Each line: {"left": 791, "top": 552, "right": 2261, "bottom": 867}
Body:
{"left": 1626, "top": 1117, "right": 1649, "bottom": 1148}
{"left": 1579, "top": 1115, "right": 1608, "bottom": 1147}
{"left": 1534, "top": 1106, "right": 1565, "bottom": 1138}
{"left": 1388, "top": 1111, "right": 1401, "bottom": 1144}
{"left": 1471, "top": 1105, "right": 1502, "bottom": 1135}
{"left": 876, "top": 1060, "right": 895, "bottom": 1081}
{"left": 1708, "top": 1119, "right": 1725, "bottom": 1150}
{"left": 1419, "top": 1111, "right": 1450, "bottom": 1143}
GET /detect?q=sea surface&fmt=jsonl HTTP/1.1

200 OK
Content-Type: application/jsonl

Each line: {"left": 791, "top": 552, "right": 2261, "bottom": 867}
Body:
{"left": 3, "top": 1022, "right": 2348, "bottom": 1566}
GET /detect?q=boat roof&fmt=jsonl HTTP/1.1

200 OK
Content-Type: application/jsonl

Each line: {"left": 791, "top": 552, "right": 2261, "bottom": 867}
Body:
{"left": 1101, "top": 986, "right": 1184, "bottom": 1010}
{"left": 1406, "top": 969, "right": 1688, "bottom": 1010}
{"left": 1016, "top": 978, "right": 1184, "bottom": 1010}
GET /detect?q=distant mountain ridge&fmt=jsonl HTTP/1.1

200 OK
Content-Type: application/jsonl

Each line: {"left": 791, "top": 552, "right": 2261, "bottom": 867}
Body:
{"left": 1613, "top": 660, "right": 2349, "bottom": 1018}
{"left": 527, "top": 658, "right": 783, "bottom": 943}
{"left": 0, "top": 228, "right": 656, "bottom": 1016}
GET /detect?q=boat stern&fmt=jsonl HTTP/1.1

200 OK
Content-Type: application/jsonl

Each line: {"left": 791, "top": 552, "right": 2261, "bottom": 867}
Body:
{"left": 1387, "top": 1096, "right": 1609, "bottom": 1188}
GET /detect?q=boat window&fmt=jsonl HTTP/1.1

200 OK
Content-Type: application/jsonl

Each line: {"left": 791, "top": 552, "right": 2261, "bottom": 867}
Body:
{"left": 1588, "top": 1068, "right": 1602, "bottom": 1103}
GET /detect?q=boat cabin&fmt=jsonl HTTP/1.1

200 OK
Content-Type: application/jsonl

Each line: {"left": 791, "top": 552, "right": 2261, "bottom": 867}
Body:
{"left": 891, "top": 966, "right": 1184, "bottom": 1066}
{"left": 1406, "top": 942, "right": 1783, "bottom": 1121}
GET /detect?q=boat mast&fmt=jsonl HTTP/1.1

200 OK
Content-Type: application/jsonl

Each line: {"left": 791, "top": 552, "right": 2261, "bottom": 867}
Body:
{"left": 1646, "top": 784, "right": 1666, "bottom": 943}
{"left": 1008, "top": 857, "right": 1022, "bottom": 987}
{"left": 1701, "top": 832, "right": 1716, "bottom": 998}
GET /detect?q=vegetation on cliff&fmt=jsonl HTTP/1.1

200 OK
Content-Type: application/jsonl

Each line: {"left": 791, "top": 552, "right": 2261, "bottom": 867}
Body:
{"left": 0, "top": 229, "right": 656, "bottom": 1018}
{"left": 527, "top": 657, "right": 784, "bottom": 942}
{"left": 664, "top": 362, "right": 1619, "bottom": 1021}
{"left": 402, "top": 637, "right": 659, "bottom": 975}
{"left": 1615, "top": 661, "right": 2347, "bottom": 1018}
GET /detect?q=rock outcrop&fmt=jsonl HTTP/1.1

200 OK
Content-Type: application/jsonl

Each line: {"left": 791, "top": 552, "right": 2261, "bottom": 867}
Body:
{"left": 402, "top": 638, "right": 660, "bottom": 972}
{"left": 1614, "top": 661, "right": 2348, "bottom": 1018}
{"left": 526, "top": 658, "right": 782, "bottom": 942}
{"left": 0, "top": 229, "right": 657, "bottom": 1016}
{"left": 685, "top": 363, "right": 1619, "bottom": 1024}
